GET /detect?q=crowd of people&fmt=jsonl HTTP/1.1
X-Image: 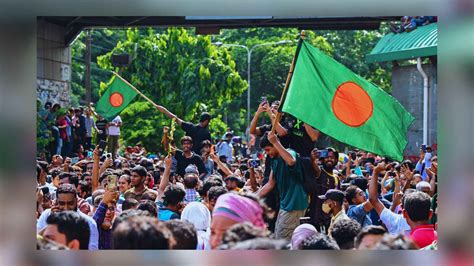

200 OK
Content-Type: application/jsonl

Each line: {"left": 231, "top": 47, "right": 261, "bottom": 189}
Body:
{"left": 36, "top": 98, "right": 438, "bottom": 250}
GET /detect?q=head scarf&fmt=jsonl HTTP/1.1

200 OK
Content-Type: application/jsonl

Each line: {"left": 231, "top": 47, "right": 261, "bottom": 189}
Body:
{"left": 290, "top": 224, "right": 318, "bottom": 250}
{"left": 181, "top": 202, "right": 211, "bottom": 250}
{"left": 212, "top": 193, "right": 265, "bottom": 228}
{"left": 181, "top": 202, "right": 211, "bottom": 231}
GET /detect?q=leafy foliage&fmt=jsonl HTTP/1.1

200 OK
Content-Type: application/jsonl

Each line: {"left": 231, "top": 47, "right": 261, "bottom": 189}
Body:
{"left": 96, "top": 28, "right": 246, "bottom": 152}
{"left": 70, "top": 25, "right": 392, "bottom": 152}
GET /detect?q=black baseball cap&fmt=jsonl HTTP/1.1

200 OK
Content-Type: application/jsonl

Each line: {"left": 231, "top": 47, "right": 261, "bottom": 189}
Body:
{"left": 200, "top": 112, "right": 212, "bottom": 122}
{"left": 318, "top": 189, "right": 345, "bottom": 203}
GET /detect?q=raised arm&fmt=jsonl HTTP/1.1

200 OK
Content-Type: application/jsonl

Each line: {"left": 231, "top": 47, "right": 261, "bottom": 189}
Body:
{"left": 304, "top": 123, "right": 320, "bottom": 142}
{"left": 156, "top": 105, "right": 184, "bottom": 125}
{"left": 268, "top": 131, "right": 295, "bottom": 166}
{"left": 369, "top": 162, "right": 386, "bottom": 216}
{"left": 310, "top": 148, "right": 322, "bottom": 178}
{"left": 210, "top": 152, "right": 232, "bottom": 177}
{"left": 158, "top": 155, "right": 172, "bottom": 195}
{"left": 267, "top": 109, "right": 288, "bottom": 137}
{"left": 91, "top": 146, "right": 100, "bottom": 192}
{"left": 249, "top": 102, "right": 266, "bottom": 135}
{"left": 427, "top": 162, "right": 437, "bottom": 197}
{"left": 257, "top": 170, "right": 276, "bottom": 198}
{"left": 248, "top": 166, "right": 258, "bottom": 192}
{"left": 390, "top": 171, "right": 402, "bottom": 212}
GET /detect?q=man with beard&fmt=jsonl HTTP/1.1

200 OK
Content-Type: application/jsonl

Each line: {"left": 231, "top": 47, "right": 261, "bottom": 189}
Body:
{"left": 310, "top": 147, "right": 339, "bottom": 233}
{"left": 37, "top": 184, "right": 99, "bottom": 249}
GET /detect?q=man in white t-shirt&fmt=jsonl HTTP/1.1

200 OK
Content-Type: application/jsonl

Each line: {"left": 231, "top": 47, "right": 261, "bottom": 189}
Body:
{"left": 369, "top": 162, "right": 412, "bottom": 236}
{"left": 107, "top": 115, "right": 122, "bottom": 158}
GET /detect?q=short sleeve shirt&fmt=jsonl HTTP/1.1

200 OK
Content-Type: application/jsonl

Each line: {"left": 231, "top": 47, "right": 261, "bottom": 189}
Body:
{"left": 271, "top": 149, "right": 308, "bottom": 212}
{"left": 108, "top": 116, "right": 122, "bottom": 136}
{"left": 348, "top": 204, "right": 373, "bottom": 228}
{"left": 174, "top": 150, "right": 208, "bottom": 177}
{"left": 380, "top": 208, "right": 411, "bottom": 235}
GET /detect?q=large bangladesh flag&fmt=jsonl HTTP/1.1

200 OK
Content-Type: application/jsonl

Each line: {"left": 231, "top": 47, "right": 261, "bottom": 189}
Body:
{"left": 95, "top": 75, "right": 138, "bottom": 121}
{"left": 281, "top": 40, "right": 415, "bottom": 161}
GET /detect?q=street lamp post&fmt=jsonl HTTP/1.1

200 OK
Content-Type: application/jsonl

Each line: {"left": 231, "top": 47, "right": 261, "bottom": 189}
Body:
{"left": 213, "top": 40, "right": 293, "bottom": 136}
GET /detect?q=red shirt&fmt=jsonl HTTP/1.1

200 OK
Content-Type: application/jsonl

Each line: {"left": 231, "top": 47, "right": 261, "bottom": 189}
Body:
{"left": 410, "top": 224, "right": 437, "bottom": 248}
{"left": 57, "top": 118, "right": 68, "bottom": 140}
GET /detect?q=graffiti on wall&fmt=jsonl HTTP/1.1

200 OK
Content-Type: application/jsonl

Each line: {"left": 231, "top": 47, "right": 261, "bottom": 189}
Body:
{"left": 37, "top": 78, "right": 70, "bottom": 107}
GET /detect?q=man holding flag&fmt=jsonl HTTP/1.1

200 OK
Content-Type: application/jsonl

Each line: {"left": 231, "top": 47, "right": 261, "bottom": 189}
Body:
{"left": 277, "top": 37, "right": 414, "bottom": 162}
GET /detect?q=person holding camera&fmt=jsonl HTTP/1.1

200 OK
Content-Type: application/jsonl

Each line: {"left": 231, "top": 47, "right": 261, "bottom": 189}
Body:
{"left": 310, "top": 147, "right": 339, "bottom": 233}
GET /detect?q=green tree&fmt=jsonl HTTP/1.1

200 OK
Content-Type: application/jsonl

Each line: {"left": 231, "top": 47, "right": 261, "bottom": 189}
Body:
{"left": 97, "top": 28, "right": 246, "bottom": 152}
{"left": 214, "top": 28, "right": 334, "bottom": 134}
{"left": 316, "top": 23, "right": 392, "bottom": 92}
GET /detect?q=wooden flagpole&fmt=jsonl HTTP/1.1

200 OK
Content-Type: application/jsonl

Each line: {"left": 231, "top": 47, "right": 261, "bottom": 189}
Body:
{"left": 111, "top": 71, "right": 160, "bottom": 109}
{"left": 271, "top": 30, "right": 306, "bottom": 133}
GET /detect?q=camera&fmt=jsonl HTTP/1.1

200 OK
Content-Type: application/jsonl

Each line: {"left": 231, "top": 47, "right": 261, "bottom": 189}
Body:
{"left": 318, "top": 149, "right": 329, "bottom": 158}
{"left": 249, "top": 159, "right": 260, "bottom": 168}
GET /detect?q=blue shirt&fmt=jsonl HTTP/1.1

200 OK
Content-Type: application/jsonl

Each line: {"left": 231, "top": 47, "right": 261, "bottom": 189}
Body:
{"left": 159, "top": 208, "right": 179, "bottom": 221}
{"left": 347, "top": 204, "right": 373, "bottom": 228}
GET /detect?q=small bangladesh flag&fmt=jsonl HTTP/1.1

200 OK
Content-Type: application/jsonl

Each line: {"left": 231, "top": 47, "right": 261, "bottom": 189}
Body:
{"left": 281, "top": 40, "right": 415, "bottom": 161}
{"left": 95, "top": 75, "right": 138, "bottom": 121}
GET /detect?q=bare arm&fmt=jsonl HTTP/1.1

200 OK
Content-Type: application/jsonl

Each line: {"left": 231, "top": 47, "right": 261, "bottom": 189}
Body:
{"left": 267, "top": 110, "right": 288, "bottom": 137}
{"left": 91, "top": 146, "right": 100, "bottom": 192}
{"left": 310, "top": 148, "right": 322, "bottom": 178}
{"left": 304, "top": 123, "right": 320, "bottom": 142}
{"left": 158, "top": 155, "right": 172, "bottom": 194}
{"left": 390, "top": 172, "right": 402, "bottom": 212}
{"left": 156, "top": 105, "right": 183, "bottom": 125}
{"left": 268, "top": 131, "right": 295, "bottom": 166}
{"left": 362, "top": 200, "right": 374, "bottom": 213}
{"left": 210, "top": 153, "right": 232, "bottom": 177}
{"left": 248, "top": 167, "right": 258, "bottom": 192}
{"left": 427, "top": 162, "right": 437, "bottom": 197}
{"left": 257, "top": 170, "right": 276, "bottom": 198}
{"left": 369, "top": 162, "right": 386, "bottom": 216}
{"left": 250, "top": 102, "right": 265, "bottom": 135}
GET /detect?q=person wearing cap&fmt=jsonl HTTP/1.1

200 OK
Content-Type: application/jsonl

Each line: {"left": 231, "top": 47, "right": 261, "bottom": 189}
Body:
{"left": 155, "top": 104, "right": 212, "bottom": 154}
{"left": 223, "top": 175, "right": 241, "bottom": 192}
{"left": 318, "top": 189, "right": 349, "bottom": 236}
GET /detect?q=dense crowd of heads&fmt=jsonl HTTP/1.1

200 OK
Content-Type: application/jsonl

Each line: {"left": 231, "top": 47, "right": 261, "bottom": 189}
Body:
{"left": 36, "top": 99, "right": 438, "bottom": 250}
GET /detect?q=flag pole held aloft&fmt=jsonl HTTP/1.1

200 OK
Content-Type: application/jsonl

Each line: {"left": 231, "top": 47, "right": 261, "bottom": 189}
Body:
{"left": 271, "top": 30, "right": 306, "bottom": 133}
{"left": 280, "top": 39, "right": 414, "bottom": 161}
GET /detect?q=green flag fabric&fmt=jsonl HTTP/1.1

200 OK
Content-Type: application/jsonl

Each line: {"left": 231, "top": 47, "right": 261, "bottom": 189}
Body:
{"left": 95, "top": 75, "right": 138, "bottom": 121}
{"left": 281, "top": 40, "right": 414, "bottom": 161}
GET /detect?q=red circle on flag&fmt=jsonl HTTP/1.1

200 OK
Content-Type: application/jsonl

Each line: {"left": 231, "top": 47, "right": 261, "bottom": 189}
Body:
{"left": 109, "top": 92, "right": 124, "bottom": 107}
{"left": 331, "top": 82, "right": 373, "bottom": 127}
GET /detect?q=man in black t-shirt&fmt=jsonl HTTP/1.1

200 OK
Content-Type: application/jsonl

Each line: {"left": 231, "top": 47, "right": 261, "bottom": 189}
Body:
{"left": 174, "top": 136, "right": 208, "bottom": 180}
{"left": 155, "top": 104, "right": 212, "bottom": 154}
{"left": 279, "top": 115, "right": 320, "bottom": 158}
{"left": 310, "top": 147, "right": 339, "bottom": 233}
